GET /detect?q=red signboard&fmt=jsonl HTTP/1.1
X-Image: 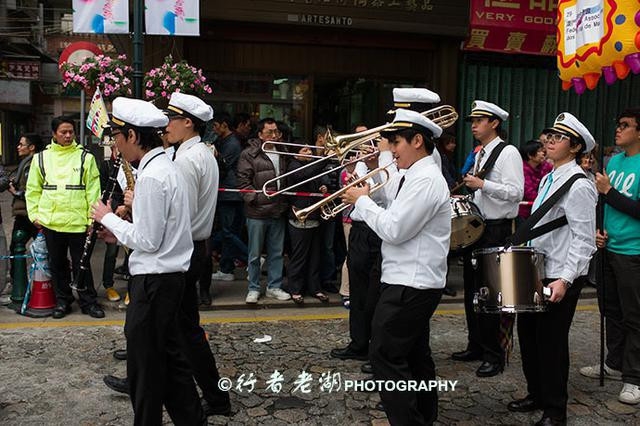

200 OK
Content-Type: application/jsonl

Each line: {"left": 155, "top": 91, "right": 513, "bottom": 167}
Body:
{"left": 463, "top": 0, "right": 558, "bottom": 56}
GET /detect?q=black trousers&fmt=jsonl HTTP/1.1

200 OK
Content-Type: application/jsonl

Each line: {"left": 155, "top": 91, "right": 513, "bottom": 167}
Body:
{"left": 600, "top": 250, "right": 640, "bottom": 386}
{"left": 346, "top": 221, "right": 382, "bottom": 354}
{"left": 102, "top": 243, "right": 119, "bottom": 288}
{"left": 42, "top": 228, "right": 97, "bottom": 309}
{"left": 180, "top": 240, "right": 229, "bottom": 406}
{"left": 287, "top": 224, "right": 322, "bottom": 295}
{"left": 126, "top": 272, "right": 204, "bottom": 426}
{"left": 462, "top": 220, "right": 514, "bottom": 364}
{"left": 517, "top": 277, "right": 585, "bottom": 420}
{"left": 370, "top": 283, "right": 442, "bottom": 426}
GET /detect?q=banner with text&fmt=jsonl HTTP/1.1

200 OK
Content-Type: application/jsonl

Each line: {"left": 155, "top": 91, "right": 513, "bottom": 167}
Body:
{"left": 72, "top": 0, "right": 129, "bottom": 34}
{"left": 145, "top": 0, "right": 200, "bottom": 36}
{"left": 463, "top": 0, "right": 558, "bottom": 56}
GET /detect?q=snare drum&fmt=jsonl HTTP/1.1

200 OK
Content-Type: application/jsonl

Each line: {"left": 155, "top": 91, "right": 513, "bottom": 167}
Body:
{"left": 450, "top": 197, "right": 485, "bottom": 251}
{"left": 472, "top": 246, "right": 547, "bottom": 313}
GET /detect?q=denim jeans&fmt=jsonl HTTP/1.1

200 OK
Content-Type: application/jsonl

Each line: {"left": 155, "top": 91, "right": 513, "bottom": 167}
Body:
{"left": 246, "top": 217, "right": 285, "bottom": 292}
{"left": 214, "top": 201, "right": 248, "bottom": 273}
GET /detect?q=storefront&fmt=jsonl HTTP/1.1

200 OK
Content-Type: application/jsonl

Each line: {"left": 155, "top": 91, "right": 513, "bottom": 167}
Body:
{"left": 187, "top": 0, "right": 469, "bottom": 140}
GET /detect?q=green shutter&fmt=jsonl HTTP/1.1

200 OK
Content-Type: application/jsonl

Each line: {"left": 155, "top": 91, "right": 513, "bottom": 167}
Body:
{"left": 456, "top": 54, "right": 640, "bottom": 168}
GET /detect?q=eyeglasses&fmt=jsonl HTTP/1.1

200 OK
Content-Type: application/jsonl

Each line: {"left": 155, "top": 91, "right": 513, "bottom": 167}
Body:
{"left": 616, "top": 121, "right": 636, "bottom": 131}
{"left": 543, "top": 133, "right": 570, "bottom": 145}
{"left": 261, "top": 129, "right": 281, "bottom": 136}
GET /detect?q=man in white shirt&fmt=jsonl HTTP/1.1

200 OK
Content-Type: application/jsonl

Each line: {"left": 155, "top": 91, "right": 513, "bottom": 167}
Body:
{"left": 91, "top": 97, "right": 204, "bottom": 425}
{"left": 164, "top": 93, "right": 230, "bottom": 416}
{"left": 341, "top": 109, "right": 451, "bottom": 425}
{"left": 452, "top": 100, "right": 524, "bottom": 378}
{"left": 508, "top": 113, "right": 596, "bottom": 426}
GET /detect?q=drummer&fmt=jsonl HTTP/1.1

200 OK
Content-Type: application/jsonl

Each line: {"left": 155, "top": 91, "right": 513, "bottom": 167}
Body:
{"left": 452, "top": 101, "right": 524, "bottom": 378}
{"left": 508, "top": 113, "right": 597, "bottom": 425}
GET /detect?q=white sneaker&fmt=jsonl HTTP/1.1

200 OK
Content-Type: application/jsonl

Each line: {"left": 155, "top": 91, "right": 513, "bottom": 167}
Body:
{"left": 266, "top": 288, "right": 291, "bottom": 301}
{"left": 579, "top": 363, "right": 622, "bottom": 381}
{"left": 619, "top": 383, "right": 640, "bottom": 405}
{"left": 245, "top": 290, "right": 260, "bottom": 304}
{"left": 211, "top": 271, "right": 235, "bottom": 281}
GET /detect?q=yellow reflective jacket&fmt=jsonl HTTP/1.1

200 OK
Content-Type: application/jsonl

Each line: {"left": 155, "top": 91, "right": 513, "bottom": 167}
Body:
{"left": 26, "top": 140, "right": 101, "bottom": 233}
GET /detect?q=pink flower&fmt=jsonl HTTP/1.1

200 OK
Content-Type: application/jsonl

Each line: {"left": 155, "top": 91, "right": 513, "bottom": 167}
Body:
{"left": 161, "top": 91, "right": 167, "bottom": 97}
{"left": 99, "top": 76, "right": 106, "bottom": 82}
{"left": 175, "top": 88, "right": 180, "bottom": 93}
{"left": 145, "top": 90, "right": 154, "bottom": 98}
{"left": 205, "top": 86, "right": 212, "bottom": 94}
{"left": 118, "top": 54, "right": 127, "bottom": 60}
{"left": 200, "top": 76, "right": 206, "bottom": 82}
{"left": 190, "top": 84, "right": 194, "bottom": 88}
{"left": 104, "top": 89, "right": 111, "bottom": 96}
{"left": 146, "top": 80, "right": 153, "bottom": 88}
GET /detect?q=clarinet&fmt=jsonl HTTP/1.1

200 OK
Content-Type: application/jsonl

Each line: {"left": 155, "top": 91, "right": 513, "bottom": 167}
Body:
{"left": 71, "top": 154, "right": 123, "bottom": 292}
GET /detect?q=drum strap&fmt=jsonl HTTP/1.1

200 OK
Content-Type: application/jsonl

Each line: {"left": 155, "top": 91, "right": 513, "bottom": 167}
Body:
{"left": 506, "top": 173, "right": 587, "bottom": 247}
{"left": 476, "top": 142, "right": 508, "bottom": 179}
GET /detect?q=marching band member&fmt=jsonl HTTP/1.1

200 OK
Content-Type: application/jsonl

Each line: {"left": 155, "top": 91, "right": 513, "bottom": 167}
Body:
{"left": 509, "top": 113, "right": 596, "bottom": 426}
{"left": 341, "top": 109, "right": 450, "bottom": 425}
{"left": 164, "top": 92, "right": 231, "bottom": 416}
{"left": 452, "top": 101, "right": 524, "bottom": 378}
{"left": 91, "top": 98, "right": 204, "bottom": 425}
{"left": 331, "top": 88, "right": 440, "bottom": 373}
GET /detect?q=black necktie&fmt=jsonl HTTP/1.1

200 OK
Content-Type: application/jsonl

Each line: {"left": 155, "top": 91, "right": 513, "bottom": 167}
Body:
{"left": 172, "top": 150, "right": 177, "bottom": 161}
{"left": 395, "top": 176, "right": 405, "bottom": 199}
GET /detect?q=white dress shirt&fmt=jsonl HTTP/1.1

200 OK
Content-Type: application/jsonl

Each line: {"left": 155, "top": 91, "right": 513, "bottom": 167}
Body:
{"left": 174, "top": 136, "right": 219, "bottom": 241}
{"left": 530, "top": 161, "right": 597, "bottom": 283}
{"left": 354, "top": 155, "right": 451, "bottom": 290}
{"left": 102, "top": 147, "right": 193, "bottom": 275}
{"left": 471, "top": 137, "right": 524, "bottom": 220}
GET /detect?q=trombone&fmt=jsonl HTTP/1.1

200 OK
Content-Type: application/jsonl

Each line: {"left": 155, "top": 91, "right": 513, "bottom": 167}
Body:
{"left": 260, "top": 141, "right": 339, "bottom": 161}
{"left": 262, "top": 104, "right": 458, "bottom": 198}
{"left": 293, "top": 164, "right": 392, "bottom": 222}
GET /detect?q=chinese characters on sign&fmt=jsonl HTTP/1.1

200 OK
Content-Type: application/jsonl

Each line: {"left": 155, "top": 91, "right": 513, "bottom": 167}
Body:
{"left": 463, "top": 0, "right": 558, "bottom": 56}
{"left": 1, "top": 61, "right": 40, "bottom": 80}
{"left": 287, "top": 0, "right": 434, "bottom": 12}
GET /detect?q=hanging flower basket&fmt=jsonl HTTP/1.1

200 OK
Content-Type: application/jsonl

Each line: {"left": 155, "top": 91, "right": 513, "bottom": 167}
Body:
{"left": 60, "top": 54, "right": 133, "bottom": 100}
{"left": 144, "top": 55, "right": 212, "bottom": 101}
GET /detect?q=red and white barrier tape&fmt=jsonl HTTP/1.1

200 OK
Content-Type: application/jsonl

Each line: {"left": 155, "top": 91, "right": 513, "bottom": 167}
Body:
{"left": 217, "top": 188, "right": 535, "bottom": 205}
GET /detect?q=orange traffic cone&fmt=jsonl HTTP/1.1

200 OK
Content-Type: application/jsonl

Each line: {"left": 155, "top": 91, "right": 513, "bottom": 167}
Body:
{"left": 24, "top": 278, "right": 56, "bottom": 318}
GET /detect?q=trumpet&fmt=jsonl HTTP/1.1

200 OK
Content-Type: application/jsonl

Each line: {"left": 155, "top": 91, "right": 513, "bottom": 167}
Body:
{"left": 325, "top": 105, "right": 458, "bottom": 161}
{"left": 293, "top": 164, "right": 391, "bottom": 222}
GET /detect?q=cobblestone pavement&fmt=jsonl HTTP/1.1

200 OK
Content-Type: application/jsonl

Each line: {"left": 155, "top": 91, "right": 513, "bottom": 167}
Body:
{"left": 0, "top": 304, "right": 638, "bottom": 425}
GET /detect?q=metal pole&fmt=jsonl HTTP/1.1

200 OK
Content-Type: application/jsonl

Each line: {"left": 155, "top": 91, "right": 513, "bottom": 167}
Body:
{"left": 132, "top": 0, "right": 144, "bottom": 99}
{"left": 597, "top": 143, "right": 606, "bottom": 387}
{"left": 80, "top": 89, "right": 86, "bottom": 146}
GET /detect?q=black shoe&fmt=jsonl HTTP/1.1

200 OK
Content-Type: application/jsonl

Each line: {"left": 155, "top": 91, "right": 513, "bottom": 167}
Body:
{"left": 451, "top": 349, "right": 482, "bottom": 362}
{"left": 103, "top": 375, "right": 129, "bottom": 395}
{"left": 443, "top": 286, "right": 457, "bottom": 297}
{"left": 201, "top": 397, "right": 231, "bottom": 416}
{"left": 81, "top": 304, "right": 105, "bottom": 318}
{"left": 52, "top": 305, "right": 71, "bottom": 319}
{"left": 375, "top": 402, "right": 384, "bottom": 411}
{"left": 330, "top": 346, "right": 368, "bottom": 361}
{"left": 113, "top": 349, "right": 127, "bottom": 361}
{"left": 361, "top": 363, "right": 374, "bottom": 374}
{"left": 535, "top": 416, "right": 566, "bottom": 426}
{"left": 507, "top": 396, "right": 540, "bottom": 412}
{"left": 476, "top": 361, "right": 504, "bottom": 377}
